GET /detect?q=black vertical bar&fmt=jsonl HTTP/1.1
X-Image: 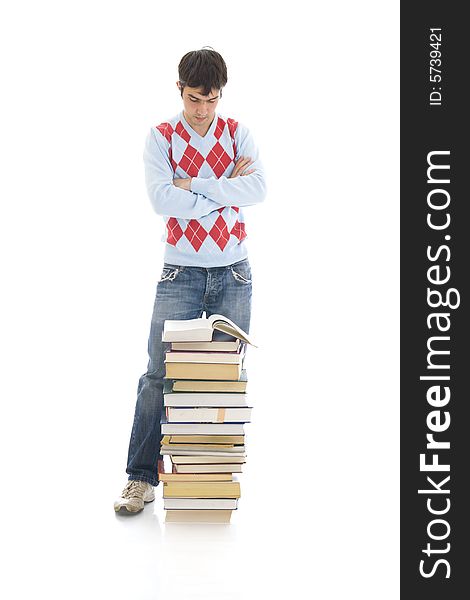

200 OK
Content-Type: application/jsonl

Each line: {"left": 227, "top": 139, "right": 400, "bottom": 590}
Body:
{"left": 401, "top": 3, "right": 468, "bottom": 597}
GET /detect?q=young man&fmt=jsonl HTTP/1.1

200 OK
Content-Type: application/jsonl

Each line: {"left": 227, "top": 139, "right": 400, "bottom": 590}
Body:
{"left": 114, "top": 48, "right": 266, "bottom": 514}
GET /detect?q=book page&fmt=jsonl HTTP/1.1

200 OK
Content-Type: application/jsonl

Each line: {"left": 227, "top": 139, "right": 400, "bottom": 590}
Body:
{"left": 207, "top": 313, "right": 257, "bottom": 346}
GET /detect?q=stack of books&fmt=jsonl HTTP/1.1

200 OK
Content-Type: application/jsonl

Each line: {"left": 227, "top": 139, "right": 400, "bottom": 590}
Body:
{"left": 159, "top": 314, "right": 254, "bottom": 523}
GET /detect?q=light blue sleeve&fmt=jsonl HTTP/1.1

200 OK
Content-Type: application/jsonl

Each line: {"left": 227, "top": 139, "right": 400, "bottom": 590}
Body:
{"left": 143, "top": 128, "right": 222, "bottom": 219}
{"left": 189, "top": 123, "right": 267, "bottom": 208}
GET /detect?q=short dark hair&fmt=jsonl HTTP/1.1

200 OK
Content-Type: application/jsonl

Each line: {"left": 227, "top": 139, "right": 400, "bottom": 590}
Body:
{"left": 178, "top": 48, "right": 228, "bottom": 97}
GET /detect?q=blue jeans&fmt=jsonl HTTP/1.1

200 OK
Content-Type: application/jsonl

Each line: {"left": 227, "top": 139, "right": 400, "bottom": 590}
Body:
{"left": 126, "top": 257, "right": 252, "bottom": 486}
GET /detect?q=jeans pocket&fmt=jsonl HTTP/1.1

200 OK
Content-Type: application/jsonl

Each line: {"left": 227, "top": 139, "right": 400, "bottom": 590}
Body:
{"left": 230, "top": 260, "right": 252, "bottom": 285}
{"left": 158, "top": 265, "right": 183, "bottom": 283}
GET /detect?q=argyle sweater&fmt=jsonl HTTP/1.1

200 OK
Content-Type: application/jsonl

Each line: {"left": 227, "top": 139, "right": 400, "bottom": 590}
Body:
{"left": 143, "top": 111, "right": 266, "bottom": 267}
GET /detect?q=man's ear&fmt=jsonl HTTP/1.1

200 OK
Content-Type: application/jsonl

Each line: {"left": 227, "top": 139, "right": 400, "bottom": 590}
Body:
{"left": 176, "top": 81, "right": 183, "bottom": 96}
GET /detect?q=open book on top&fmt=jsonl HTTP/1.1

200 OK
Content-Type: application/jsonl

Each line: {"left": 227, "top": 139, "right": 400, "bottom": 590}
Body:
{"left": 162, "top": 314, "right": 256, "bottom": 346}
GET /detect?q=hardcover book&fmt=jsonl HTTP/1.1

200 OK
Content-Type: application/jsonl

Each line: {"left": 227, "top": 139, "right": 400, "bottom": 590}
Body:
{"left": 163, "top": 498, "right": 238, "bottom": 510}
{"left": 173, "top": 463, "right": 243, "bottom": 473}
{"left": 161, "top": 443, "right": 245, "bottom": 452}
{"left": 158, "top": 473, "right": 233, "bottom": 482}
{"left": 170, "top": 339, "right": 240, "bottom": 352}
{"left": 170, "top": 455, "right": 246, "bottom": 464}
{"left": 161, "top": 434, "right": 245, "bottom": 444}
{"left": 166, "top": 406, "right": 252, "bottom": 423}
{"left": 163, "top": 384, "right": 248, "bottom": 407}
{"left": 165, "top": 509, "right": 233, "bottom": 523}
{"left": 162, "top": 449, "right": 246, "bottom": 457}
{"left": 161, "top": 418, "right": 245, "bottom": 436}
{"left": 171, "top": 372, "right": 248, "bottom": 392}
{"left": 165, "top": 345, "right": 245, "bottom": 364}
{"left": 164, "top": 361, "right": 242, "bottom": 381}
{"left": 162, "top": 481, "right": 241, "bottom": 498}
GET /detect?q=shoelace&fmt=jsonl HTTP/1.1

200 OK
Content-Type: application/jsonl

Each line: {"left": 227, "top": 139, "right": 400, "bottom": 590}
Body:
{"left": 121, "top": 480, "right": 147, "bottom": 499}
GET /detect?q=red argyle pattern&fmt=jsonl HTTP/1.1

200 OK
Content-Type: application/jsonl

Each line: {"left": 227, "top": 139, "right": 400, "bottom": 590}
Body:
{"left": 156, "top": 122, "right": 173, "bottom": 143}
{"left": 157, "top": 116, "right": 247, "bottom": 252}
{"left": 227, "top": 118, "right": 238, "bottom": 156}
{"left": 209, "top": 214, "right": 230, "bottom": 250}
{"left": 156, "top": 116, "right": 238, "bottom": 179}
{"left": 206, "top": 141, "right": 233, "bottom": 178}
{"left": 230, "top": 219, "right": 247, "bottom": 242}
{"left": 165, "top": 210, "right": 247, "bottom": 251}
{"left": 156, "top": 122, "right": 176, "bottom": 170}
{"left": 166, "top": 217, "right": 183, "bottom": 246}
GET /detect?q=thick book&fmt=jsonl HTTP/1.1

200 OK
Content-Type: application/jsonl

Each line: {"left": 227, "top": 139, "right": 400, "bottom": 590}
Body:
{"left": 163, "top": 481, "right": 241, "bottom": 498}
{"left": 161, "top": 443, "right": 245, "bottom": 453}
{"left": 171, "top": 370, "right": 248, "bottom": 393}
{"left": 166, "top": 406, "right": 252, "bottom": 424}
{"left": 163, "top": 498, "right": 238, "bottom": 510}
{"left": 161, "top": 434, "right": 245, "bottom": 445}
{"left": 161, "top": 417, "right": 245, "bottom": 435}
{"left": 170, "top": 339, "right": 240, "bottom": 352}
{"left": 162, "top": 449, "right": 246, "bottom": 457}
{"left": 161, "top": 423, "right": 245, "bottom": 435}
{"left": 165, "top": 361, "right": 242, "bottom": 381}
{"left": 165, "top": 345, "right": 245, "bottom": 365}
{"left": 162, "top": 314, "right": 256, "bottom": 346}
{"left": 158, "top": 473, "right": 233, "bottom": 482}
{"left": 174, "top": 463, "right": 243, "bottom": 473}
{"left": 163, "top": 385, "right": 248, "bottom": 408}
{"left": 170, "top": 455, "right": 246, "bottom": 464}
{"left": 165, "top": 509, "right": 233, "bottom": 523}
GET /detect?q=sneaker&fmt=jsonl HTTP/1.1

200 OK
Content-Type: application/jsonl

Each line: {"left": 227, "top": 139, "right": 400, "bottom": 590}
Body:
{"left": 114, "top": 480, "right": 155, "bottom": 514}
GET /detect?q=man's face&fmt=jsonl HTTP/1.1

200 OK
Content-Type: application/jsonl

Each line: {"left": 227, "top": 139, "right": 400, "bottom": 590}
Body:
{"left": 178, "top": 84, "right": 221, "bottom": 133}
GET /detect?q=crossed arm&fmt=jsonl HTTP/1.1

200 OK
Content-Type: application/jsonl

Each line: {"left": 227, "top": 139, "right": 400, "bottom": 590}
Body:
{"left": 176, "top": 124, "right": 267, "bottom": 208}
{"left": 173, "top": 156, "right": 255, "bottom": 190}
{"left": 144, "top": 124, "right": 266, "bottom": 220}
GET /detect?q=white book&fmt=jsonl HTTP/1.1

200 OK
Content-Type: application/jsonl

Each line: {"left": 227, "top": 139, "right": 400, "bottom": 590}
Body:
{"left": 171, "top": 339, "right": 240, "bottom": 351}
{"left": 164, "top": 390, "right": 249, "bottom": 407}
{"left": 161, "top": 449, "right": 246, "bottom": 457}
{"left": 167, "top": 406, "right": 252, "bottom": 423}
{"left": 162, "top": 314, "right": 256, "bottom": 346}
{"left": 164, "top": 498, "right": 238, "bottom": 510}
{"left": 165, "top": 346, "right": 245, "bottom": 364}
{"left": 171, "top": 455, "right": 246, "bottom": 464}
{"left": 175, "top": 463, "right": 243, "bottom": 473}
{"left": 161, "top": 422, "right": 245, "bottom": 435}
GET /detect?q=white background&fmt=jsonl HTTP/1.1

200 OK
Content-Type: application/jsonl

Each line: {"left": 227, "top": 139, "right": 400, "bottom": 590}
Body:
{"left": 1, "top": 1, "right": 399, "bottom": 598}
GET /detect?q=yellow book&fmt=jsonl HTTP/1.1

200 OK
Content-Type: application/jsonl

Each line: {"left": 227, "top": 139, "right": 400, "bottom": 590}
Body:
{"left": 161, "top": 442, "right": 237, "bottom": 449}
{"left": 175, "top": 463, "right": 243, "bottom": 473}
{"left": 171, "top": 455, "right": 245, "bottom": 464}
{"left": 163, "top": 481, "right": 241, "bottom": 498}
{"left": 165, "top": 362, "right": 242, "bottom": 381}
{"left": 165, "top": 509, "right": 233, "bottom": 523}
{"left": 162, "top": 435, "right": 245, "bottom": 444}
{"left": 173, "top": 378, "right": 247, "bottom": 392}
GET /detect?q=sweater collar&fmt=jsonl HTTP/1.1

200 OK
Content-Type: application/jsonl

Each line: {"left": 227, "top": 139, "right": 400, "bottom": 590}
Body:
{"left": 180, "top": 111, "right": 219, "bottom": 140}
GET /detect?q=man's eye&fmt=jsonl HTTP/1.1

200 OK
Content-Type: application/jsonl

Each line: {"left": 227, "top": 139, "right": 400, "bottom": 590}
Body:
{"left": 190, "top": 98, "right": 197, "bottom": 102}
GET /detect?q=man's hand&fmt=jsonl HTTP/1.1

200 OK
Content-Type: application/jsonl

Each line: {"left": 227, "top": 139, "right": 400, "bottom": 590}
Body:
{"left": 230, "top": 156, "right": 255, "bottom": 178}
{"left": 172, "top": 156, "right": 255, "bottom": 190}
{"left": 173, "top": 177, "right": 192, "bottom": 191}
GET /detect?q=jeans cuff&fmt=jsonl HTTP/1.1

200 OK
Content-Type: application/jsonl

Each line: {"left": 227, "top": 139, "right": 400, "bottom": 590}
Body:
{"left": 127, "top": 474, "right": 160, "bottom": 487}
